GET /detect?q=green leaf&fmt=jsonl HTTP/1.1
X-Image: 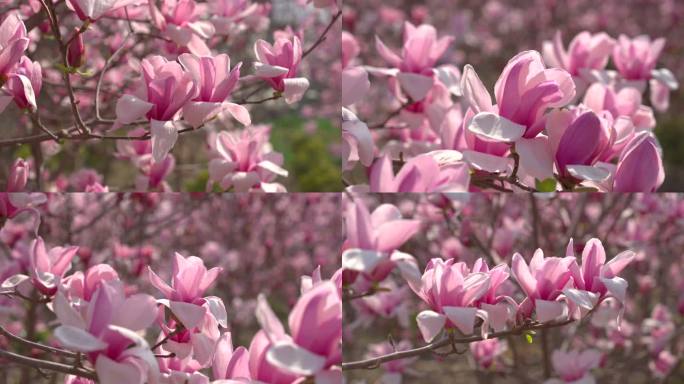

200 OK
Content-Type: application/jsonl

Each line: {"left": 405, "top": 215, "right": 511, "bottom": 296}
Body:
{"left": 525, "top": 333, "right": 534, "bottom": 344}
{"left": 535, "top": 178, "right": 557, "bottom": 192}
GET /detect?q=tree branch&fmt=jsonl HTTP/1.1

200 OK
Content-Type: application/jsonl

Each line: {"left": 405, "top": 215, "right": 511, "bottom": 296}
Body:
{"left": 342, "top": 319, "right": 574, "bottom": 370}
{"left": 0, "top": 348, "right": 96, "bottom": 380}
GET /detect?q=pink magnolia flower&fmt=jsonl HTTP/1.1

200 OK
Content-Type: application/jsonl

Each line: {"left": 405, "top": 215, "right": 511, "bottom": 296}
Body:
{"left": 66, "top": 28, "right": 86, "bottom": 68}
{"left": 543, "top": 31, "right": 615, "bottom": 77}
{"left": 611, "top": 131, "right": 664, "bottom": 192}
{"left": 253, "top": 35, "right": 310, "bottom": 104}
{"left": 564, "top": 239, "right": 635, "bottom": 321}
{"left": 341, "top": 200, "right": 420, "bottom": 283}
{"left": 470, "top": 338, "right": 507, "bottom": 371}
{"left": 178, "top": 53, "right": 250, "bottom": 128}
{"left": 649, "top": 350, "right": 677, "bottom": 379}
{"left": 212, "top": 332, "right": 251, "bottom": 381}
{"left": 114, "top": 128, "right": 175, "bottom": 191}
{"left": 61, "top": 264, "right": 120, "bottom": 302}
{"left": 259, "top": 281, "right": 342, "bottom": 381}
{"left": 114, "top": 55, "right": 198, "bottom": 162}
{"left": 612, "top": 35, "right": 679, "bottom": 112}
{"left": 209, "top": 0, "right": 271, "bottom": 35}
{"left": 4, "top": 157, "right": 28, "bottom": 193}
{"left": 148, "top": 252, "right": 226, "bottom": 330}
{"left": 3, "top": 56, "right": 41, "bottom": 111}
{"left": 470, "top": 259, "right": 517, "bottom": 332}
{"left": 28, "top": 237, "right": 79, "bottom": 296}
{"left": 367, "top": 151, "right": 470, "bottom": 193}
{"left": 461, "top": 51, "right": 575, "bottom": 142}
{"left": 409, "top": 258, "right": 492, "bottom": 342}
{"left": 511, "top": 248, "right": 575, "bottom": 323}
{"left": 149, "top": 0, "right": 216, "bottom": 55}
{"left": 583, "top": 83, "right": 655, "bottom": 131}
{"left": 544, "top": 348, "right": 601, "bottom": 384}
{"left": 247, "top": 330, "right": 299, "bottom": 384}
{"left": 341, "top": 32, "right": 370, "bottom": 107}
{"left": 612, "top": 35, "right": 665, "bottom": 81}
{"left": 546, "top": 108, "right": 615, "bottom": 184}
{"left": 543, "top": 31, "right": 615, "bottom": 95}
{"left": 341, "top": 108, "right": 373, "bottom": 171}
{"left": 157, "top": 344, "right": 209, "bottom": 384}
{"left": 0, "top": 12, "right": 29, "bottom": 81}
{"left": 0, "top": 159, "right": 46, "bottom": 222}
{"left": 373, "top": 22, "right": 454, "bottom": 102}
{"left": 207, "top": 127, "right": 288, "bottom": 192}
{"left": 66, "top": 0, "right": 139, "bottom": 22}
{"left": 53, "top": 280, "right": 158, "bottom": 384}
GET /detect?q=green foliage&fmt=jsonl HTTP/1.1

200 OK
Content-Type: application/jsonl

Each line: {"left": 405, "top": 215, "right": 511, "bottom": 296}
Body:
{"left": 270, "top": 115, "right": 342, "bottom": 192}
{"left": 535, "top": 178, "right": 557, "bottom": 192}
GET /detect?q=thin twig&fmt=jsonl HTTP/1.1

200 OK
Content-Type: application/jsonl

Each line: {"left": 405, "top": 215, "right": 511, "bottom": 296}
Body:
{"left": 0, "top": 348, "right": 96, "bottom": 380}
{"left": 342, "top": 319, "right": 574, "bottom": 370}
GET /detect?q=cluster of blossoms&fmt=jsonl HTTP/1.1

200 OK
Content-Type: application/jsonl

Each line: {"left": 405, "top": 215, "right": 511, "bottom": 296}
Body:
{"left": 0, "top": 0, "right": 340, "bottom": 191}
{"left": 342, "top": 194, "right": 684, "bottom": 382}
{"left": 0, "top": 194, "right": 342, "bottom": 383}
{"left": 342, "top": 21, "right": 678, "bottom": 192}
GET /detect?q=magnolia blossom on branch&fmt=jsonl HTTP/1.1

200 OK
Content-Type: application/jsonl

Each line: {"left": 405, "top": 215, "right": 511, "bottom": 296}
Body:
{"left": 342, "top": 19, "right": 677, "bottom": 192}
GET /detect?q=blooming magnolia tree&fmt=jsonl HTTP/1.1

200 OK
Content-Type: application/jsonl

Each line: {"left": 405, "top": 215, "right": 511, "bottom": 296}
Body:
{"left": 342, "top": 1, "right": 681, "bottom": 192}
{"left": 0, "top": 193, "right": 342, "bottom": 383}
{"left": 342, "top": 193, "right": 684, "bottom": 382}
{"left": 0, "top": 0, "right": 341, "bottom": 192}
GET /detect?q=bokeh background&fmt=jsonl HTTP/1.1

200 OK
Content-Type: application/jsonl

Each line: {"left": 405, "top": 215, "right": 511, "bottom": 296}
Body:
{"left": 343, "top": 0, "right": 684, "bottom": 190}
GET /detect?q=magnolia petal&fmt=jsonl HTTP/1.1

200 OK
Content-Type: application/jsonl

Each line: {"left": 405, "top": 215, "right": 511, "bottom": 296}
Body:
{"left": 150, "top": 120, "right": 179, "bottom": 163}
{"left": 257, "top": 160, "right": 288, "bottom": 177}
{"left": 416, "top": 310, "right": 447, "bottom": 342}
{"left": 460, "top": 64, "right": 493, "bottom": 113}
{"left": 599, "top": 276, "right": 628, "bottom": 304}
{"left": 651, "top": 68, "right": 679, "bottom": 90}
{"left": 223, "top": 103, "right": 251, "bottom": 126}
{"left": 266, "top": 340, "right": 327, "bottom": 376}
{"left": 563, "top": 288, "right": 599, "bottom": 310}
{"left": 396, "top": 72, "right": 434, "bottom": 101}
{"left": 54, "top": 325, "right": 107, "bottom": 352}
{"left": 253, "top": 63, "right": 289, "bottom": 78}
{"left": 282, "top": 77, "right": 310, "bottom": 104}
{"left": 390, "top": 251, "right": 423, "bottom": 293}
{"left": 341, "top": 66, "right": 370, "bottom": 106}
{"left": 204, "top": 296, "right": 228, "bottom": 328}
{"left": 566, "top": 164, "right": 611, "bottom": 182}
{"left": 191, "top": 332, "right": 216, "bottom": 366}
{"left": 443, "top": 306, "right": 478, "bottom": 336}
{"left": 182, "top": 101, "right": 225, "bottom": 128}
{"left": 1, "top": 274, "right": 29, "bottom": 290}
{"left": 113, "top": 294, "right": 157, "bottom": 331}
{"left": 516, "top": 136, "right": 554, "bottom": 181}
{"left": 602, "top": 250, "right": 636, "bottom": 278}
{"left": 341, "top": 249, "right": 385, "bottom": 273}
{"left": 169, "top": 301, "right": 207, "bottom": 330}
{"left": 535, "top": 299, "right": 567, "bottom": 323}
{"left": 480, "top": 302, "right": 510, "bottom": 332}
{"left": 468, "top": 112, "right": 526, "bottom": 142}
{"left": 463, "top": 150, "right": 513, "bottom": 174}
{"left": 95, "top": 355, "right": 143, "bottom": 384}
{"left": 255, "top": 293, "right": 285, "bottom": 339}
{"left": 53, "top": 292, "right": 86, "bottom": 329}
{"left": 115, "top": 95, "right": 153, "bottom": 125}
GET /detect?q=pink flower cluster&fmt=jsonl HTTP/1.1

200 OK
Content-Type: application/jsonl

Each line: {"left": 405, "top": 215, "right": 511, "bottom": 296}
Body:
{"left": 343, "top": 21, "right": 678, "bottom": 192}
